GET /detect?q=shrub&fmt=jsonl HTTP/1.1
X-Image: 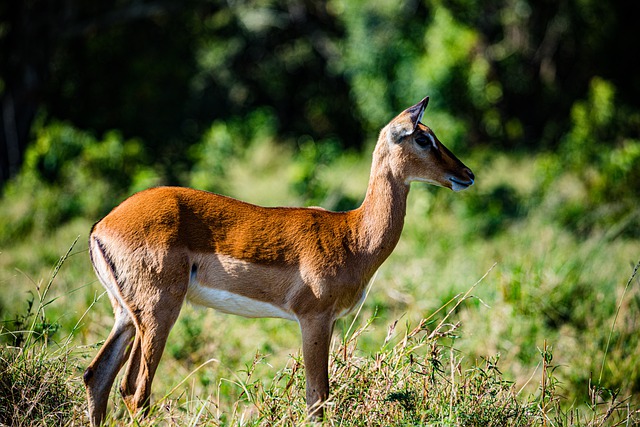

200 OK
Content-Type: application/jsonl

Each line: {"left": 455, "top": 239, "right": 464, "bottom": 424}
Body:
{"left": 0, "top": 121, "right": 158, "bottom": 243}
{"left": 540, "top": 77, "right": 640, "bottom": 236}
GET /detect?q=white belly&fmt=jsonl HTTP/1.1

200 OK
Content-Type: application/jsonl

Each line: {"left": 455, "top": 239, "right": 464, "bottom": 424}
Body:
{"left": 186, "top": 253, "right": 298, "bottom": 321}
{"left": 186, "top": 280, "right": 297, "bottom": 321}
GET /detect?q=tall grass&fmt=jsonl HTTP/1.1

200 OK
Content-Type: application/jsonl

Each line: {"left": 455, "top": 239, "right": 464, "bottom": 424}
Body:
{"left": 1, "top": 245, "right": 638, "bottom": 426}
{"left": 0, "top": 239, "right": 85, "bottom": 426}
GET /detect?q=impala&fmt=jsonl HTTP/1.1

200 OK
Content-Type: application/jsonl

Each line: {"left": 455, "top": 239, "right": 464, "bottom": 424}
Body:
{"left": 84, "top": 96, "right": 474, "bottom": 425}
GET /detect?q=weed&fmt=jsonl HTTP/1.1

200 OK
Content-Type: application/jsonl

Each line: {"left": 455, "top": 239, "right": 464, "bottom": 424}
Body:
{"left": 0, "top": 239, "right": 85, "bottom": 426}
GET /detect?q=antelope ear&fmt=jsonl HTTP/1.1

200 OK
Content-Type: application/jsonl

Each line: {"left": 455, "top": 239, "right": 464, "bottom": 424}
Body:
{"left": 405, "top": 96, "right": 429, "bottom": 131}
{"left": 387, "top": 96, "right": 430, "bottom": 144}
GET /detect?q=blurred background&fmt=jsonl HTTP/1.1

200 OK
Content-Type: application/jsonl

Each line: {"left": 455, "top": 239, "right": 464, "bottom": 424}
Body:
{"left": 1, "top": 0, "right": 639, "bottom": 417}
{"left": 2, "top": 0, "right": 639, "bottom": 195}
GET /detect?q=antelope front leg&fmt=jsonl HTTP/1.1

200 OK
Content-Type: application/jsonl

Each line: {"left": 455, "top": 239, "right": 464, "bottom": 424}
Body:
{"left": 299, "top": 313, "right": 335, "bottom": 420}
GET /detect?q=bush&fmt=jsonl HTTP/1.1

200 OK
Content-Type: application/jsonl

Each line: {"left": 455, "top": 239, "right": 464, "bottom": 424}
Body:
{"left": 188, "top": 108, "right": 278, "bottom": 193}
{"left": 539, "top": 77, "right": 640, "bottom": 236}
{"left": 0, "top": 121, "right": 159, "bottom": 243}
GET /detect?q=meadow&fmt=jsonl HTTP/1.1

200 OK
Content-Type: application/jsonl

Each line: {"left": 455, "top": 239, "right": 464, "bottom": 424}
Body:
{"left": 1, "top": 132, "right": 639, "bottom": 426}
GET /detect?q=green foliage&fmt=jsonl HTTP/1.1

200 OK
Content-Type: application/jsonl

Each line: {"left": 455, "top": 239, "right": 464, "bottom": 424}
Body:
{"left": 540, "top": 77, "right": 640, "bottom": 235}
{"left": 461, "top": 183, "right": 526, "bottom": 237}
{"left": 0, "top": 121, "right": 158, "bottom": 243}
{"left": 189, "top": 108, "right": 278, "bottom": 193}
{"left": 321, "top": 319, "right": 537, "bottom": 427}
{"left": 1, "top": 293, "right": 60, "bottom": 348}
{"left": 167, "top": 308, "right": 205, "bottom": 365}
{"left": 290, "top": 136, "right": 343, "bottom": 207}
{"left": 339, "top": 0, "right": 422, "bottom": 129}
{"left": 4, "top": 0, "right": 640, "bottom": 190}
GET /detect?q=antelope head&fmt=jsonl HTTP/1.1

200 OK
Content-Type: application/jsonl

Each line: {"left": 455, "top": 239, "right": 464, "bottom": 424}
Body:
{"left": 383, "top": 96, "right": 475, "bottom": 191}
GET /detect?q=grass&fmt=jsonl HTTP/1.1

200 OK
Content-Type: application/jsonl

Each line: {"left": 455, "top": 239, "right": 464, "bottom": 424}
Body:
{"left": 0, "top": 240, "right": 84, "bottom": 426}
{"left": 1, "top": 144, "right": 640, "bottom": 425}
{"left": 1, "top": 258, "right": 638, "bottom": 426}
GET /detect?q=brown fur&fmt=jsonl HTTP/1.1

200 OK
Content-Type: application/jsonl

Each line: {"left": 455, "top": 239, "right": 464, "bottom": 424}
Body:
{"left": 84, "top": 97, "right": 474, "bottom": 426}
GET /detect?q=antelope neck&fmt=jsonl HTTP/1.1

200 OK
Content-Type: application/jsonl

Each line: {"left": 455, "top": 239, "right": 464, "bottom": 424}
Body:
{"left": 353, "top": 149, "right": 409, "bottom": 262}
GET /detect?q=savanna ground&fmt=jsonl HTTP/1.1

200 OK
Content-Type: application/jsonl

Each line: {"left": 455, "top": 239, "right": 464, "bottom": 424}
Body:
{"left": 1, "top": 132, "right": 639, "bottom": 426}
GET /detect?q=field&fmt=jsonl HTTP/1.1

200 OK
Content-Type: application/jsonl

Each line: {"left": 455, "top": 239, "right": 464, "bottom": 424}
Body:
{"left": 1, "top": 140, "right": 639, "bottom": 426}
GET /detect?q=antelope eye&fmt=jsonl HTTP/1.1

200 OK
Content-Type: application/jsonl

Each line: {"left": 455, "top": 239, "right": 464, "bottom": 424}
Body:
{"left": 415, "top": 135, "right": 431, "bottom": 147}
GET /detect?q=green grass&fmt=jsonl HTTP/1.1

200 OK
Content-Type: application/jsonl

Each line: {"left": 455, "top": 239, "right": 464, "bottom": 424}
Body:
{"left": 1, "top": 144, "right": 639, "bottom": 425}
{"left": 1, "top": 257, "right": 637, "bottom": 426}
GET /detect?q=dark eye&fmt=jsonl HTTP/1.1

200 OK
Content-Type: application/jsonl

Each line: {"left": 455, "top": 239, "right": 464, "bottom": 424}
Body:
{"left": 415, "top": 135, "right": 431, "bottom": 148}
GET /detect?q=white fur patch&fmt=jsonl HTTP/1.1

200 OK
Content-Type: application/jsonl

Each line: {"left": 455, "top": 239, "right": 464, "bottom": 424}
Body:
{"left": 426, "top": 132, "right": 436, "bottom": 149}
{"left": 416, "top": 107, "right": 425, "bottom": 125}
{"left": 90, "top": 238, "right": 129, "bottom": 312}
{"left": 186, "top": 274, "right": 297, "bottom": 321}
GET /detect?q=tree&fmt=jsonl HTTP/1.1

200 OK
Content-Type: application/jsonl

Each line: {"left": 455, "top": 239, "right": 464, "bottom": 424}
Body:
{"left": 1, "top": 0, "right": 363, "bottom": 187}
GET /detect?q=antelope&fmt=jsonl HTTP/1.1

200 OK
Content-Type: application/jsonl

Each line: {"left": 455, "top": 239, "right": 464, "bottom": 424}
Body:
{"left": 83, "top": 96, "right": 474, "bottom": 426}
